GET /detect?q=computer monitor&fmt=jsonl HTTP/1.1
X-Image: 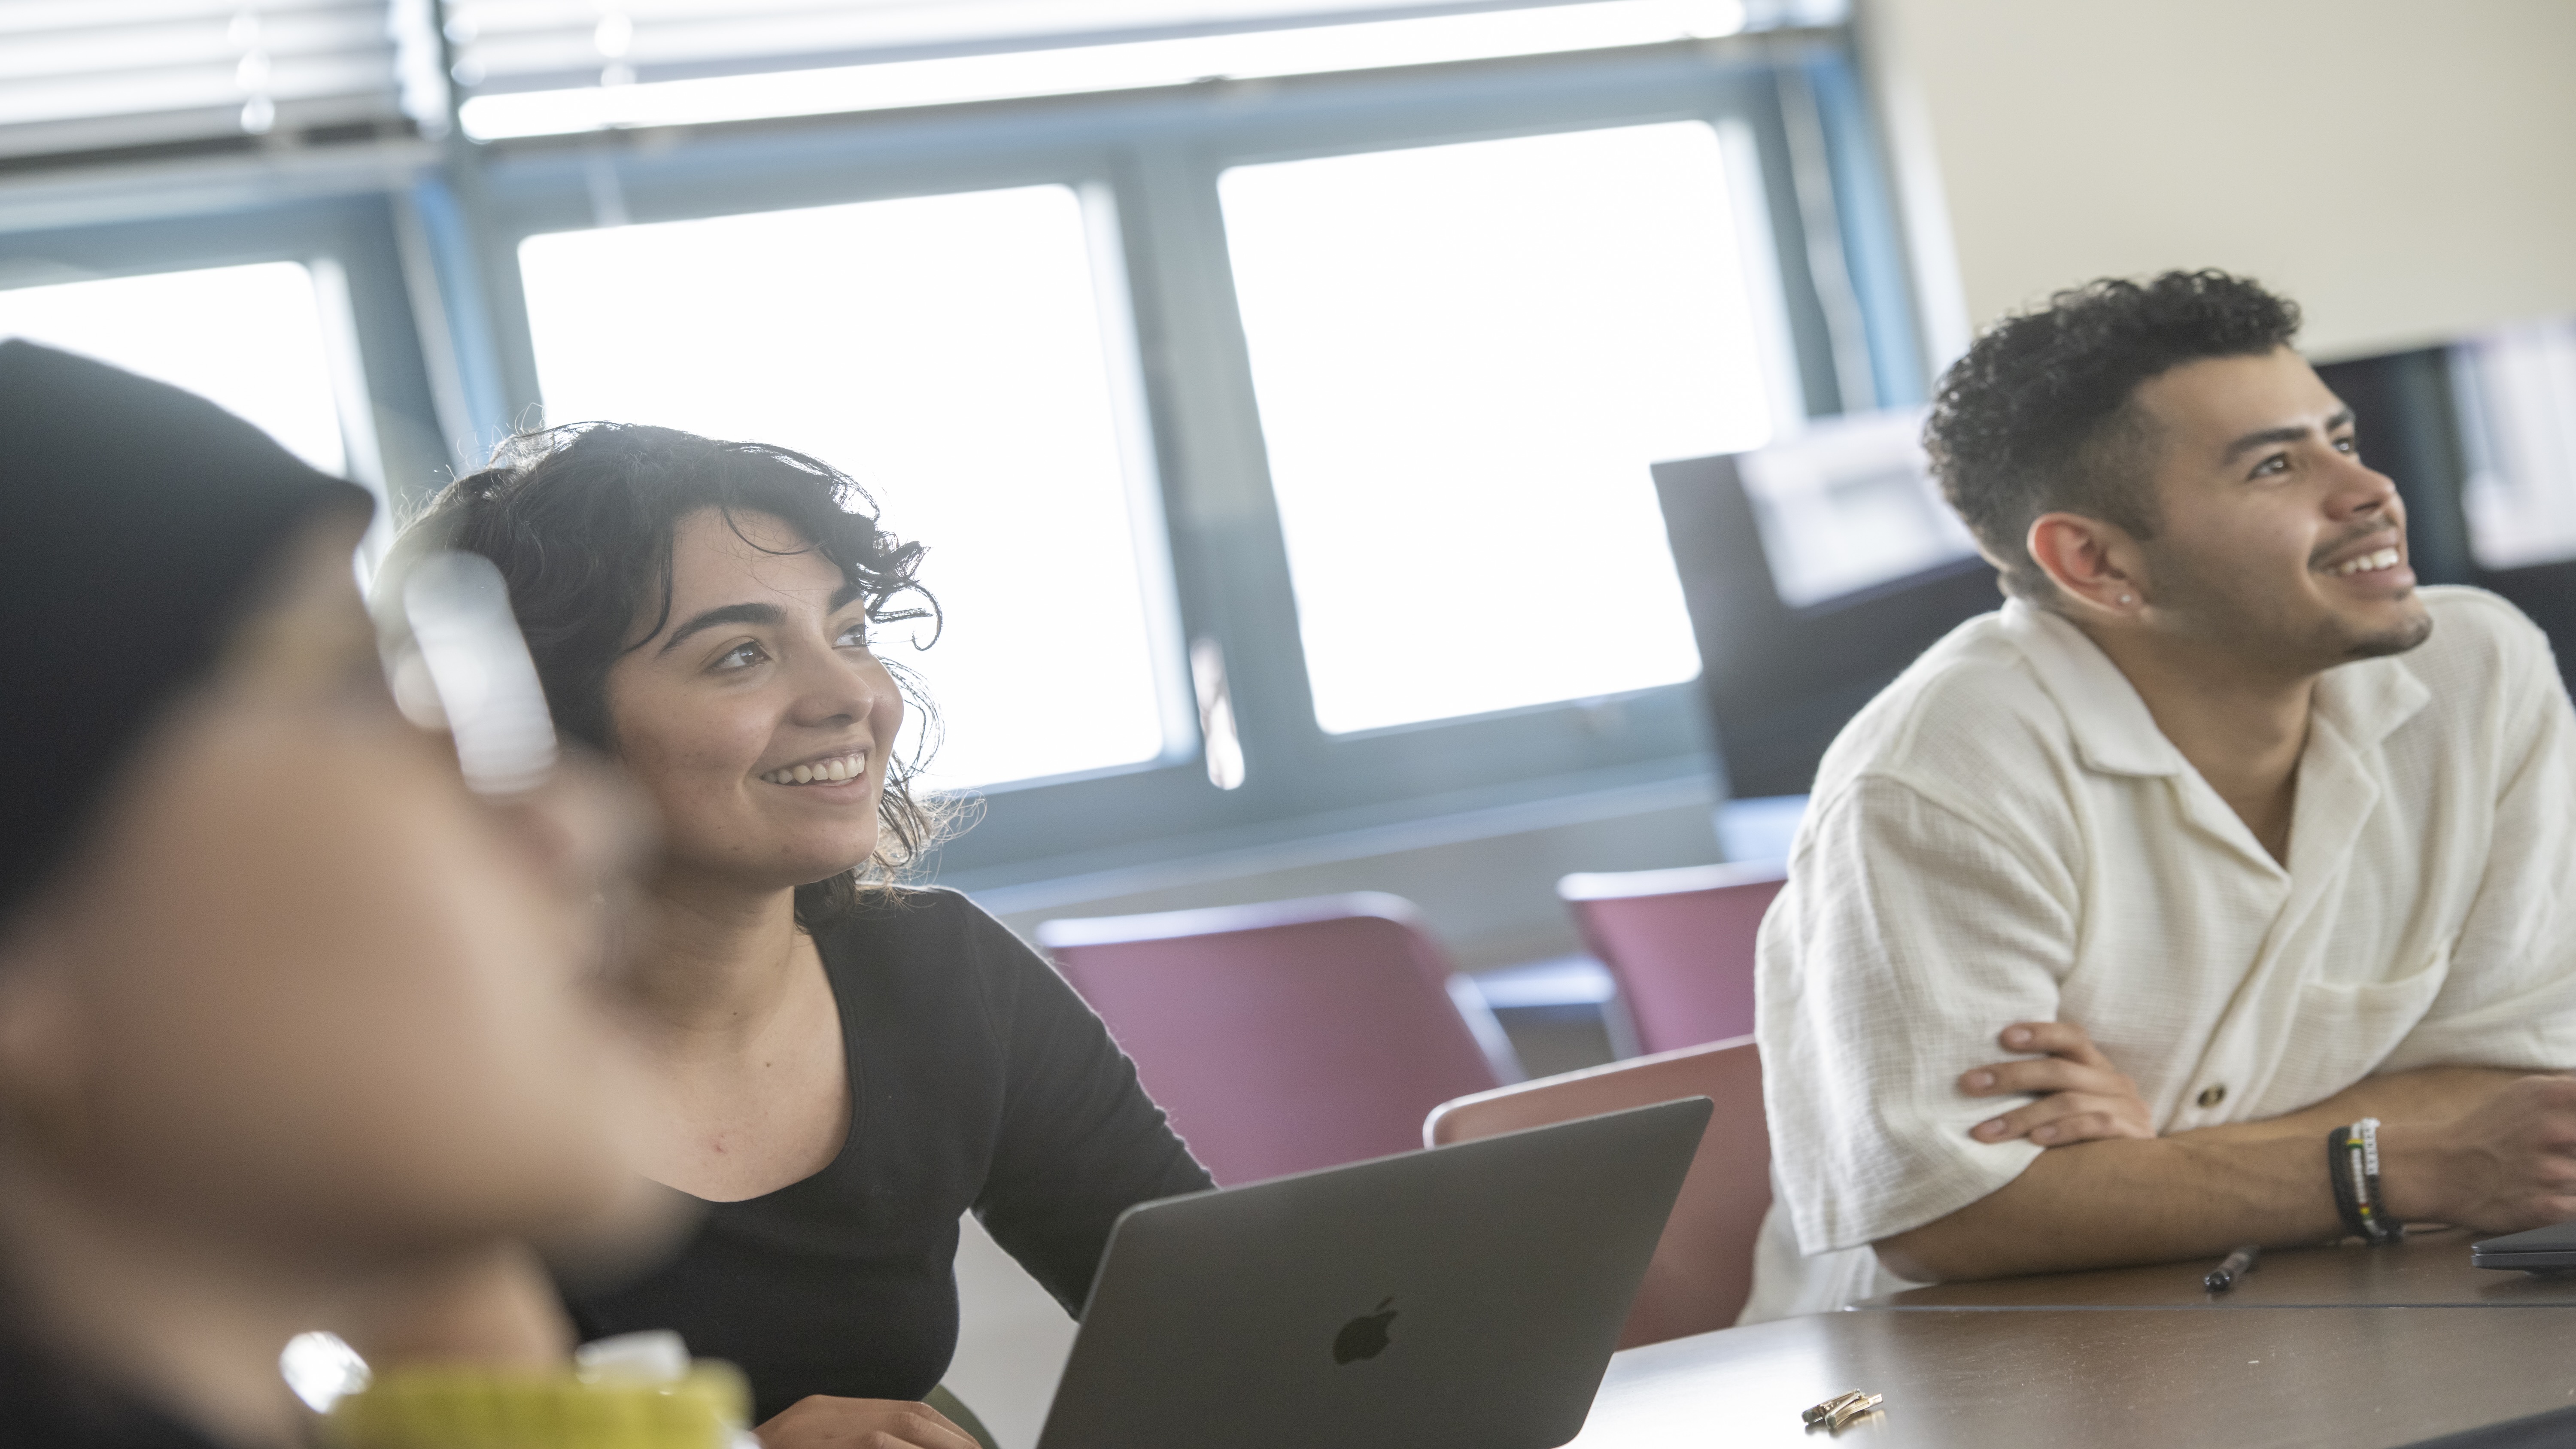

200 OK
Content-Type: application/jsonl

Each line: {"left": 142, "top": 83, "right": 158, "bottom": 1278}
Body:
{"left": 1652, "top": 409, "right": 2002, "bottom": 799}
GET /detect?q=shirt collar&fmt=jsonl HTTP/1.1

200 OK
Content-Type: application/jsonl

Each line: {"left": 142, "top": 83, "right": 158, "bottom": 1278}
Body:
{"left": 2311, "top": 641, "right": 2434, "bottom": 753}
{"left": 1996, "top": 598, "right": 2435, "bottom": 776}
{"left": 1998, "top": 599, "right": 2187, "bottom": 777}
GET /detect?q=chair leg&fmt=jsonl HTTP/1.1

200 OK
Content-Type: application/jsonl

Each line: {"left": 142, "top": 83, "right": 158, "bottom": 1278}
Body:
{"left": 1602, "top": 990, "right": 1644, "bottom": 1061}
{"left": 1445, "top": 974, "right": 1527, "bottom": 1085}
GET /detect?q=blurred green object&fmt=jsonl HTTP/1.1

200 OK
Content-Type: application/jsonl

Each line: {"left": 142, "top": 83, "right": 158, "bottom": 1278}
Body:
{"left": 328, "top": 1362, "right": 750, "bottom": 1448}
{"left": 926, "top": 1385, "right": 1000, "bottom": 1449}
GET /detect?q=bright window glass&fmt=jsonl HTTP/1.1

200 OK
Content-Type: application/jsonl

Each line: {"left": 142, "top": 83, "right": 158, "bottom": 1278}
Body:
{"left": 518, "top": 186, "right": 1173, "bottom": 791}
{"left": 0, "top": 261, "right": 347, "bottom": 475}
{"left": 1220, "top": 122, "right": 1775, "bottom": 735}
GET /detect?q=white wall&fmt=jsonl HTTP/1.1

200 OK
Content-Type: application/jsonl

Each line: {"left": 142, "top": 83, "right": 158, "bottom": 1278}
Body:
{"left": 1862, "top": 0, "right": 2576, "bottom": 361}
{"left": 948, "top": 1214, "right": 1078, "bottom": 1449}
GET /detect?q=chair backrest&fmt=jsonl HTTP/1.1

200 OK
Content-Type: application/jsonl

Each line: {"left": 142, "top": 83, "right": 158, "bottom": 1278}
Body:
{"left": 1425, "top": 1037, "right": 1768, "bottom": 1347}
{"left": 1036, "top": 893, "right": 1508, "bottom": 1187}
{"left": 1557, "top": 862, "right": 1786, "bottom": 1056}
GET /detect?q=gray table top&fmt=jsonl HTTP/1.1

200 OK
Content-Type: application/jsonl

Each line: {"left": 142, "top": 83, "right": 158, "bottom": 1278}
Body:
{"left": 1567, "top": 1302, "right": 2576, "bottom": 1448}
{"left": 1847, "top": 1227, "right": 2576, "bottom": 1311}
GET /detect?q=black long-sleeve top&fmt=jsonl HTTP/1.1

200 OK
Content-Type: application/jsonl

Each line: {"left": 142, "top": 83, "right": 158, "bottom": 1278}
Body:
{"left": 561, "top": 888, "right": 1213, "bottom": 1422}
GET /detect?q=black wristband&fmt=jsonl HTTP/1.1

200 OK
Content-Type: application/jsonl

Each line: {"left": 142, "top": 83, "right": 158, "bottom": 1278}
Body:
{"left": 2327, "top": 1122, "right": 2403, "bottom": 1245}
{"left": 2327, "top": 1124, "right": 2368, "bottom": 1239}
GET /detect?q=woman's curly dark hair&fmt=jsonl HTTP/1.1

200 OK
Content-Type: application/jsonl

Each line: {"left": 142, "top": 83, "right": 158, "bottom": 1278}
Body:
{"left": 388, "top": 422, "right": 947, "bottom": 931}
{"left": 1924, "top": 269, "right": 2301, "bottom": 600}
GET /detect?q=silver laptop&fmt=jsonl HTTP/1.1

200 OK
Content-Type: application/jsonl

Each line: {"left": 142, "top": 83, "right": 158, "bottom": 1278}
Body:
{"left": 1035, "top": 1097, "right": 1713, "bottom": 1449}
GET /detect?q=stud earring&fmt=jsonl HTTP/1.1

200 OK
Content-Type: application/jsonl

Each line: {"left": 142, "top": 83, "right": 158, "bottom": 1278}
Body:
{"left": 2119, "top": 594, "right": 2135, "bottom": 605}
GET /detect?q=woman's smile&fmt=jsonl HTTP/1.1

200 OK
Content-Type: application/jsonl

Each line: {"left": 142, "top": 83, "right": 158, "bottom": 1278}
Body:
{"left": 759, "top": 749, "right": 872, "bottom": 788}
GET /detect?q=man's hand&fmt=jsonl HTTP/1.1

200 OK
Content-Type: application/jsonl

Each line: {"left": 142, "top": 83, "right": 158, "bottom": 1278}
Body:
{"left": 2379, "top": 1074, "right": 2576, "bottom": 1231}
{"left": 757, "top": 1397, "right": 981, "bottom": 1449}
{"left": 1959, "top": 1021, "right": 2154, "bottom": 1147}
{"left": 1879, "top": 1064, "right": 2535, "bottom": 1283}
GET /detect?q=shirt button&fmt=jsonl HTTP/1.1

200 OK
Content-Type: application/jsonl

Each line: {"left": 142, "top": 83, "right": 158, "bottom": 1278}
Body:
{"left": 2197, "top": 1084, "right": 2227, "bottom": 1109}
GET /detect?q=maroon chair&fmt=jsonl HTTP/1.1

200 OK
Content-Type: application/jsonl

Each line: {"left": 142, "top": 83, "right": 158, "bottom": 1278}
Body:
{"left": 1036, "top": 893, "right": 1516, "bottom": 1186}
{"left": 1426, "top": 1036, "right": 1769, "bottom": 1346}
{"left": 1557, "top": 862, "right": 1787, "bottom": 1056}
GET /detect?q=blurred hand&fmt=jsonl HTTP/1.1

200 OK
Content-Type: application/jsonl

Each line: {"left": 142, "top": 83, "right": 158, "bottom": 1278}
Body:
{"left": 757, "top": 1396, "right": 981, "bottom": 1449}
{"left": 1959, "top": 1021, "right": 2154, "bottom": 1148}
{"left": 2379, "top": 1074, "right": 2576, "bottom": 1230}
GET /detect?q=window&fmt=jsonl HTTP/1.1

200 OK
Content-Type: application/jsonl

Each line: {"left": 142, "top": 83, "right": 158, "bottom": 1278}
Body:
{"left": 1219, "top": 122, "right": 1780, "bottom": 734}
{"left": 0, "top": 261, "right": 350, "bottom": 475}
{"left": 516, "top": 185, "right": 1181, "bottom": 791}
{"left": 469, "top": 40, "right": 1905, "bottom": 875}
{"left": 0, "top": 22, "right": 1912, "bottom": 878}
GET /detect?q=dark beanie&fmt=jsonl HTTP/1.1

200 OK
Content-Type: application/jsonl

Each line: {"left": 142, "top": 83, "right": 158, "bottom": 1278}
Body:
{"left": 0, "top": 339, "right": 374, "bottom": 917}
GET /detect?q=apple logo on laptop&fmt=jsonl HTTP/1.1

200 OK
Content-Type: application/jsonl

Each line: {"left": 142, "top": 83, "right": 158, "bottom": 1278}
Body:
{"left": 1333, "top": 1297, "right": 1397, "bottom": 1364}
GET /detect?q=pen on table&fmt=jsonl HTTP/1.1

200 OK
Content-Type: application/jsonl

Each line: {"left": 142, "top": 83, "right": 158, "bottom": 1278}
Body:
{"left": 1802, "top": 1391, "right": 1866, "bottom": 1425}
{"left": 2204, "top": 1243, "right": 2261, "bottom": 1292}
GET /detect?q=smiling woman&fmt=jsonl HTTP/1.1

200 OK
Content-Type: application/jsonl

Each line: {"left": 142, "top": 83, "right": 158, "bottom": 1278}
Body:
{"left": 388, "top": 423, "right": 1213, "bottom": 1446}
{"left": 606, "top": 507, "right": 917, "bottom": 930}
{"left": 397, "top": 424, "right": 945, "bottom": 932}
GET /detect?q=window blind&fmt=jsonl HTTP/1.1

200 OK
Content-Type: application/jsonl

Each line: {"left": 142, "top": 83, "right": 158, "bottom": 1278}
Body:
{"left": 446, "top": 0, "right": 1841, "bottom": 94}
{"left": 0, "top": 0, "right": 441, "bottom": 161}
{"left": 3, "top": 0, "right": 1842, "bottom": 162}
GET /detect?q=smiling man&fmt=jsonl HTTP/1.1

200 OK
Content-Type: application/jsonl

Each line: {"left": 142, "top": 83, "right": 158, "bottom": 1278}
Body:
{"left": 1743, "top": 271, "right": 2576, "bottom": 1320}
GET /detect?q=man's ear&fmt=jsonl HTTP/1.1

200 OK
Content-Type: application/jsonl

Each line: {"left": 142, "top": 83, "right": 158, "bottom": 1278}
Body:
{"left": 2026, "top": 512, "right": 2148, "bottom": 619}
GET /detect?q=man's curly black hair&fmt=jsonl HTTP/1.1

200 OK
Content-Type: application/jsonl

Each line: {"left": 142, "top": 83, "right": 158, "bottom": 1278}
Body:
{"left": 1924, "top": 270, "right": 2302, "bottom": 600}
{"left": 386, "top": 422, "right": 946, "bottom": 931}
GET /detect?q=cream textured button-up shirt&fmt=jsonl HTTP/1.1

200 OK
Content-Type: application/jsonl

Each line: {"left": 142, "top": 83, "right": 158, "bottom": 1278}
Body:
{"left": 1742, "top": 587, "right": 2576, "bottom": 1322}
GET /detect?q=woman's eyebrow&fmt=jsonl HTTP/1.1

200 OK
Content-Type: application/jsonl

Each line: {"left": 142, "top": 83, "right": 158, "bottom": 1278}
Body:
{"left": 658, "top": 602, "right": 782, "bottom": 656}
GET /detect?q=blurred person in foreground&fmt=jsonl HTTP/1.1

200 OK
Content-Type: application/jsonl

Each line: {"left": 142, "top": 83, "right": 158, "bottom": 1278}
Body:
{"left": 1747, "top": 271, "right": 2576, "bottom": 1320}
{"left": 0, "top": 340, "right": 646, "bottom": 1446}
{"left": 392, "top": 423, "right": 1213, "bottom": 1448}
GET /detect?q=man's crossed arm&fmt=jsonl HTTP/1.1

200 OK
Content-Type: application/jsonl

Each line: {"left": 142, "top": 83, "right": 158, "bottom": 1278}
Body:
{"left": 1872, "top": 1021, "right": 2576, "bottom": 1282}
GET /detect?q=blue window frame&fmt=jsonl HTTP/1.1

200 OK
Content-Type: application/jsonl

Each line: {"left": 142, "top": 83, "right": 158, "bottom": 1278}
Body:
{"left": 0, "top": 31, "right": 1921, "bottom": 892}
